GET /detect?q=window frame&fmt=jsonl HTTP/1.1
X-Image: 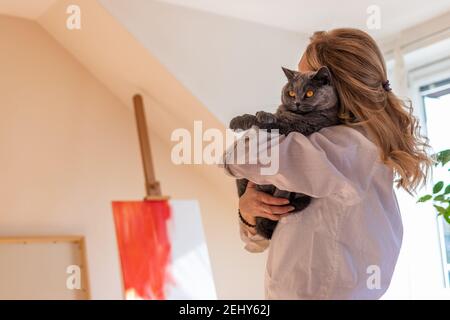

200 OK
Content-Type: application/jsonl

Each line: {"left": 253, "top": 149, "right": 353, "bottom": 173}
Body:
{"left": 409, "top": 59, "right": 450, "bottom": 288}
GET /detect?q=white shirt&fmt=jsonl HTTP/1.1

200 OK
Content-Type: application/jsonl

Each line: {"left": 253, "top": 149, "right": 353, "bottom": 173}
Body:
{"left": 224, "top": 125, "right": 403, "bottom": 299}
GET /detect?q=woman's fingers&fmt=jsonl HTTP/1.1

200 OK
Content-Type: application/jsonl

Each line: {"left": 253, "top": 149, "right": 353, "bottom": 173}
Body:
{"left": 257, "top": 192, "right": 290, "bottom": 206}
{"left": 259, "top": 204, "right": 295, "bottom": 215}
{"left": 246, "top": 181, "right": 256, "bottom": 189}
{"left": 259, "top": 208, "right": 295, "bottom": 221}
{"left": 270, "top": 205, "right": 296, "bottom": 214}
{"left": 240, "top": 182, "right": 295, "bottom": 223}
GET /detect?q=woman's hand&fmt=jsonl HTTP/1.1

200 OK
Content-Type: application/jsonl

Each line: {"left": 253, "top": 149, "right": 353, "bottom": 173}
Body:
{"left": 239, "top": 181, "right": 295, "bottom": 227}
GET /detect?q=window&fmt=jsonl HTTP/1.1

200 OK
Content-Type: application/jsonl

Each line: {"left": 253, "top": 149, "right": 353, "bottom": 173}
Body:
{"left": 420, "top": 79, "right": 450, "bottom": 287}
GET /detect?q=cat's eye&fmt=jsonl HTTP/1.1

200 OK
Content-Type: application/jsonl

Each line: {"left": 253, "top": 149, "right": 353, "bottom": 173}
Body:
{"left": 288, "top": 90, "right": 296, "bottom": 97}
{"left": 306, "top": 90, "right": 314, "bottom": 98}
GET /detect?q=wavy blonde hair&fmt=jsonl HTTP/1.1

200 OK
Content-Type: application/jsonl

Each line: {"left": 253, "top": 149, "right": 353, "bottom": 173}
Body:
{"left": 302, "top": 28, "right": 432, "bottom": 193}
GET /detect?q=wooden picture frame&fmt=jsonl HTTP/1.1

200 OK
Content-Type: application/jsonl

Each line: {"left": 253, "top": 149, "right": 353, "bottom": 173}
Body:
{"left": 0, "top": 236, "right": 91, "bottom": 300}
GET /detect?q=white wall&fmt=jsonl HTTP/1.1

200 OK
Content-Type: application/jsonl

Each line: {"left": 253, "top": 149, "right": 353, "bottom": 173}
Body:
{"left": 99, "top": 0, "right": 307, "bottom": 125}
{"left": 1, "top": 5, "right": 273, "bottom": 299}
{"left": 0, "top": 15, "right": 141, "bottom": 299}
{"left": 37, "top": 0, "right": 272, "bottom": 299}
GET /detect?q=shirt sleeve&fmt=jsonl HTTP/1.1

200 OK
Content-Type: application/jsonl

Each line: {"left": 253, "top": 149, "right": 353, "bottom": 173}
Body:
{"left": 239, "top": 222, "right": 270, "bottom": 253}
{"left": 223, "top": 126, "right": 380, "bottom": 206}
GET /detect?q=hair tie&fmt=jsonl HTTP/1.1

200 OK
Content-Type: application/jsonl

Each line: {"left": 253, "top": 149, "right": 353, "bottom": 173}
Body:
{"left": 382, "top": 80, "right": 392, "bottom": 92}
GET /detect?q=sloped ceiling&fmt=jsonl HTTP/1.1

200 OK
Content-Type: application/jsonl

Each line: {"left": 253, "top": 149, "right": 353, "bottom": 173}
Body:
{"left": 35, "top": 0, "right": 234, "bottom": 196}
{"left": 99, "top": 0, "right": 306, "bottom": 125}
{"left": 157, "top": 0, "right": 450, "bottom": 39}
{"left": 3, "top": 0, "right": 450, "bottom": 125}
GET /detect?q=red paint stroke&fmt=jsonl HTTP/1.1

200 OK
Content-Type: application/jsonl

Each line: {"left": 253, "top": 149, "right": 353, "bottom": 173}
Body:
{"left": 112, "top": 200, "right": 172, "bottom": 300}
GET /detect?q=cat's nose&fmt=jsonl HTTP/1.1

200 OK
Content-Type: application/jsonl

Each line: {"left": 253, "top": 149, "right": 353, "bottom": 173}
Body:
{"left": 295, "top": 102, "right": 301, "bottom": 107}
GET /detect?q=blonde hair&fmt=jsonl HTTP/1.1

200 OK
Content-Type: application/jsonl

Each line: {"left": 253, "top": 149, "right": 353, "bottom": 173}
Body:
{"left": 303, "top": 28, "right": 432, "bottom": 193}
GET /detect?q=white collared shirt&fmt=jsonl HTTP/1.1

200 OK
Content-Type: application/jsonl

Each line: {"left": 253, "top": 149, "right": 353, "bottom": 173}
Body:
{"left": 224, "top": 125, "right": 403, "bottom": 299}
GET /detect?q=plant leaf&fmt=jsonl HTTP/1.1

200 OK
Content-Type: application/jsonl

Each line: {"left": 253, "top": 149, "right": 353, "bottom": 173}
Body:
{"left": 434, "top": 205, "right": 446, "bottom": 216}
{"left": 433, "top": 181, "right": 444, "bottom": 194}
{"left": 444, "top": 212, "right": 450, "bottom": 225}
{"left": 445, "top": 185, "right": 450, "bottom": 195}
{"left": 435, "top": 149, "right": 450, "bottom": 167}
{"left": 417, "top": 194, "right": 432, "bottom": 202}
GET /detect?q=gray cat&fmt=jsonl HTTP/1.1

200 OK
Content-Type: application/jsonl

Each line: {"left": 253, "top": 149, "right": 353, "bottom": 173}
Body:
{"left": 229, "top": 66, "right": 340, "bottom": 239}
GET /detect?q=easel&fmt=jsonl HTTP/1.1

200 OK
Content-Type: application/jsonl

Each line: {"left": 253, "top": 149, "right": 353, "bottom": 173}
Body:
{"left": 133, "top": 94, "right": 169, "bottom": 201}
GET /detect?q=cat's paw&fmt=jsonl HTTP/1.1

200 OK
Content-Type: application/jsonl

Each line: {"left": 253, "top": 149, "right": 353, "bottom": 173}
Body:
{"left": 229, "top": 116, "right": 246, "bottom": 130}
{"left": 256, "top": 111, "right": 277, "bottom": 124}
{"left": 229, "top": 114, "right": 257, "bottom": 130}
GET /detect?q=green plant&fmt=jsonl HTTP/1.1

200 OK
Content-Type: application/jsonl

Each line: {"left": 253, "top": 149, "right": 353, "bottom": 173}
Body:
{"left": 417, "top": 149, "right": 450, "bottom": 224}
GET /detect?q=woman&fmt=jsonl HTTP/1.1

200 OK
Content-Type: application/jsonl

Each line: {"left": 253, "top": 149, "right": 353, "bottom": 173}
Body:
{"left": 223, "top": 28, "right": 431, "bottom": 299}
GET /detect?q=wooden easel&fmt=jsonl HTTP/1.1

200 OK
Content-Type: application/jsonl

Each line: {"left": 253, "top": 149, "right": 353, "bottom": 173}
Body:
{"left": 133, "top": 95, "right": 169, "bottom": 201}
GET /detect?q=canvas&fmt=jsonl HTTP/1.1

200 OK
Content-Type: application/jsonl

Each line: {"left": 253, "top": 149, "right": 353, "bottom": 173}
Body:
{"left": 112, "top": 199, "right": 216, "bottom": 300}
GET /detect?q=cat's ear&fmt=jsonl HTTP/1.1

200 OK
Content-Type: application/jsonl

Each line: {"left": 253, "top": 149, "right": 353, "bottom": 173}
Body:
{"left": 312, "top": 66, "right": 332, "bottom": 84}
{"left": 282, "top": 67, "right": 297, "bottom": 80}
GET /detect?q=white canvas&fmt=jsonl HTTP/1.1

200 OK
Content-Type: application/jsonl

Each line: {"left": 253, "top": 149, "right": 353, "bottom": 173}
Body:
{"left": 165, "top": 200, "right": 217, "bottom": 300}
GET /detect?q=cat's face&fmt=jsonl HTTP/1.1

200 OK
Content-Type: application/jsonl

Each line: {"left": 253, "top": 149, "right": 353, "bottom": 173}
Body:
{"left": 280, "top": 66, "right": 338, "bottom": 114}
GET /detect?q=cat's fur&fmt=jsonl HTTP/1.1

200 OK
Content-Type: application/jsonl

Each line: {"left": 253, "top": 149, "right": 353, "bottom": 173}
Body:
{"left": 229, "top": 66, "right": 340, "bottom": 239}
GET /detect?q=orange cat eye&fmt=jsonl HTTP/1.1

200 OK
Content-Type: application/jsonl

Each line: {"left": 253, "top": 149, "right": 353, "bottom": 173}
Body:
{"left": 288, "top": 91, "right": 296, "bottom": 97}
{"left": 306, "top": 90, "right": 314, "bottom": 98}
